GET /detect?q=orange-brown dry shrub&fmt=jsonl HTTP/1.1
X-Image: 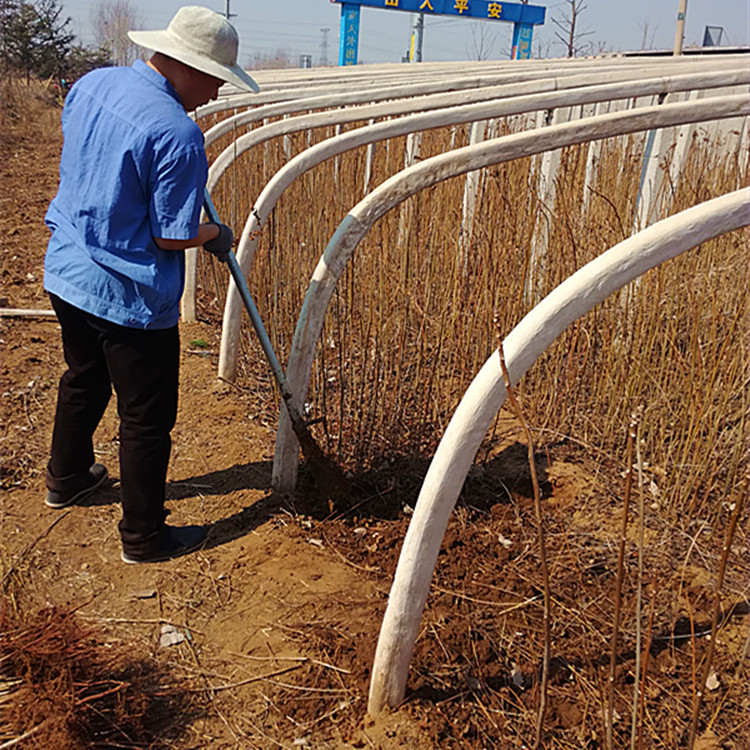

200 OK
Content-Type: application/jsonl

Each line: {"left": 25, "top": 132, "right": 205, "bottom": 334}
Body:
{"left": 0, "top": 603, "right": 196, "bottom": 748}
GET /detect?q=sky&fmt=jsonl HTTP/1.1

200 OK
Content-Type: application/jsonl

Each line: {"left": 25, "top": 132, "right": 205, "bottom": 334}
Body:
{"left": 61, "top": 0, "right": 750, "bottom": 67}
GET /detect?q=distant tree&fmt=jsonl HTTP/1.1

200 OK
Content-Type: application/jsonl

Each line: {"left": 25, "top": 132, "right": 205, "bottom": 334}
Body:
{"left": 639, "top": 21, "right": 658, "bottom": 50}
{"left": 34, "top": 0, "right": 75, "bottom": 76}
{"left": 535, "top": 37, "right": 554, "bottom": 59}
{"left": 467, "top": 20, "right": 498, "bottom": 61}
{"left": 552, "top": 0, "right": 594, "bottom": 57}
{"left": 64, "top": 44, "right": 112, "bottom": 81}
{"left": 0, "top": 0, "right": 21, "bottom": 60}
{"left": 1, "top": 0, "right": 29, "bottom": 73}
{"left": 1, "top": 0, "right": 75, "bottom": 79}
{"left": 91, "top": 0, "right": 143, "bottom": 67}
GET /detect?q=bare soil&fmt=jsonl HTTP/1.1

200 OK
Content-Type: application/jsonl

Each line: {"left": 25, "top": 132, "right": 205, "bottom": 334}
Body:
{"left": 1, "top": 99, "right": 747, "bottom": 750}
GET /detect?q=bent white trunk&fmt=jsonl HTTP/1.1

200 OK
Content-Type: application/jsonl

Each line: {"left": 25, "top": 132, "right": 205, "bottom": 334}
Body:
{"left": 367, "top": 187, "right": 750, "bottom": 714}
{"left": 272, "top": 94, "right": 750, "bottom": 492}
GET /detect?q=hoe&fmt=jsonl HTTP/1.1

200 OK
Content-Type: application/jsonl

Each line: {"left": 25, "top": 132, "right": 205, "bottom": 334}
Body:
{"left": 203, "top": 190, "right": 349, "bottom": 506}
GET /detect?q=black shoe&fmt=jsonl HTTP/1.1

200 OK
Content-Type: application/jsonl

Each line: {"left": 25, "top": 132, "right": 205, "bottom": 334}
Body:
{"left": 45, "top": 463, "right": 109, "bottom": 509}
{"left": 120, "top": 525, "right": 207, "bottom": 564}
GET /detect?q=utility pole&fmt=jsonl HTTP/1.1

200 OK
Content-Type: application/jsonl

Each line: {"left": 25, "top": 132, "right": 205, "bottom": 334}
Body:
{"left": 320, "top": 27, "right": 330, "bottom": 66}
{"left": 410, "top": 13, "right": 424, "bottom": 62}
{"left": 673, "top": 0, "right": 688, "bottom": 55}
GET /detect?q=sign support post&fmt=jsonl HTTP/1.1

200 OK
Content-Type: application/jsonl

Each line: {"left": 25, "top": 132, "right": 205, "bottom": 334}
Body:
{"left": 339, "top": 3, "right": 362, "bottom": 66}
{"left": 410, "top": 12, "right": 424, "bottom": 62}
{"left": 511, "top": 22, "right": 534, "bottom": 59}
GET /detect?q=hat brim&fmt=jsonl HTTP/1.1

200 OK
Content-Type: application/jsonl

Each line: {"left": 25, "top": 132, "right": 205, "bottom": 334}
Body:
{"left": 128, "top": 29, "right": 259, "bottom": 94}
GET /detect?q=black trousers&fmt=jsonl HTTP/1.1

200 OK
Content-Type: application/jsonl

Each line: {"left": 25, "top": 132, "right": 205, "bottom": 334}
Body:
{"left": 47, "top": 294, "right": 179, "bottom": 551}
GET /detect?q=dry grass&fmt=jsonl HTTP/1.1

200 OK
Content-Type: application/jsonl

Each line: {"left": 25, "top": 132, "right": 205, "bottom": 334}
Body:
{"left": 0, "top": 75, "right": 61, "bottom": 136}
{"left": 205, "top": 116, "right": 749, "bottom": 528}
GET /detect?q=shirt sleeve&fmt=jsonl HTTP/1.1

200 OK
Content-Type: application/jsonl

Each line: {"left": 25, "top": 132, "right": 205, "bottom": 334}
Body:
{"left": 149, "top": 145, "right": 208, "bottom": 241}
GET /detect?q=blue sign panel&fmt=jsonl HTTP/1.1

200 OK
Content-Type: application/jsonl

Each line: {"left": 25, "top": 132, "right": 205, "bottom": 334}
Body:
{"left": 339, "top": 3, "right": 361, "bottom": 65}
{"left": 331, "top": 0, "right": 545, "bottom": 25}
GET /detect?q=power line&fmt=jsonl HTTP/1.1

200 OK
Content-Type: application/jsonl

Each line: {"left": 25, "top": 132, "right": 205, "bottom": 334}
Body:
{"left": 359, "top": 42, "right": 403, "bottom": 56}
{"left": 239, "top": 31, "right": 321, "bottom": 42}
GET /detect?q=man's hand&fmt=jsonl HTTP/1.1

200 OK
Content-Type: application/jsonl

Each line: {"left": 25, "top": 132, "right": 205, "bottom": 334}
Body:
{"left": 203, "top": 222, "right": 234, "bottom": 262}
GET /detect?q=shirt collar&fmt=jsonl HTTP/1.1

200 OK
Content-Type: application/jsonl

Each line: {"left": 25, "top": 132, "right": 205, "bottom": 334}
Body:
{"left": 132, "top": 59, "right": 183, "bottom": 107}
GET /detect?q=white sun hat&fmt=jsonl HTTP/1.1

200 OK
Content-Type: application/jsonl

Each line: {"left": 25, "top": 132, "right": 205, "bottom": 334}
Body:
{"left": 128, "top": 6, "right": 259, "bottom": 94}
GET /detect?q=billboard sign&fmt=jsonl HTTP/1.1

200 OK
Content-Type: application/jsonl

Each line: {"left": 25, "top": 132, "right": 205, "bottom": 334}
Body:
{"left": 331, "top": 0, "right": 545, "bottom": 64}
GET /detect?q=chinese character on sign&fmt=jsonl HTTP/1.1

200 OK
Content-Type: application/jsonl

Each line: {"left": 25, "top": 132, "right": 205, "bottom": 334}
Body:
{"left": 419, "top": 0, "right": 435, "bottom": 10}
{"left": 385, "top": 0, "right": 399, "bottom": 6}
{"left": 488, "top": 2, "right": 502, "bottom": 18}
{"left": 454, "top": 0, "right": 469, "bottom": 14}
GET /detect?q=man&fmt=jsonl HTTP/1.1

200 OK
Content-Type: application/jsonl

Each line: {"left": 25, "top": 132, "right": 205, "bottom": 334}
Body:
{"left": 43, "top": 7, "right": 258, "bottom": 564}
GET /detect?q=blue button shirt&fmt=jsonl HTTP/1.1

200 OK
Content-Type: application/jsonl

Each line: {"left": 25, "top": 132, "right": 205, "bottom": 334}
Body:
{"left": 44, "top": 60, "right": 208, "bottom": 329}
